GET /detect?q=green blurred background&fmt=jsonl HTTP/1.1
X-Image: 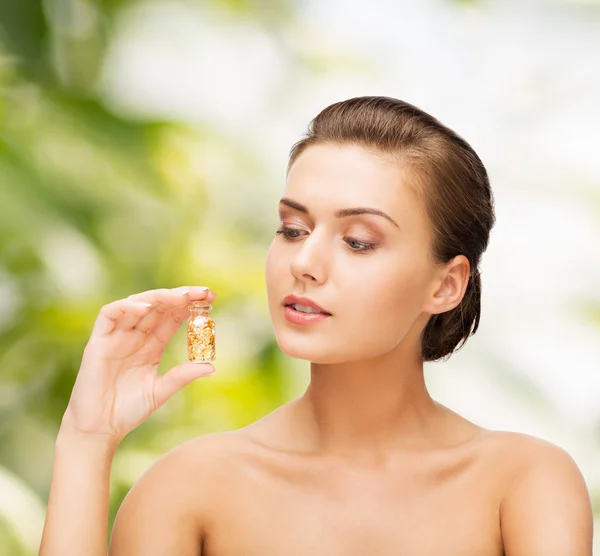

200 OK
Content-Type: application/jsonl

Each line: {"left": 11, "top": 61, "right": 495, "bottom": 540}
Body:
{"left": 1, "top": 0, "right": 599, "bottom": 553}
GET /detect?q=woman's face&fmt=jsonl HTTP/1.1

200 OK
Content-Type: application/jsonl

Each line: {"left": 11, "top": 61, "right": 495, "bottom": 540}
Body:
{"left": 265, "top": 143, "right": 441, "bottom": 364}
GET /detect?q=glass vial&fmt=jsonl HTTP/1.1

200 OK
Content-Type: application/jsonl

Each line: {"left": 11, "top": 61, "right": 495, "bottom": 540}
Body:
{"left": 187, "top": 300, "right": 216, "bottom": 362}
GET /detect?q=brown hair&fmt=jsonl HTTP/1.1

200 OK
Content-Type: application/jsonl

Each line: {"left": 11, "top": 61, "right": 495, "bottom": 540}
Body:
{"left": 287, "top": 96, "right": 495, "bottom": 362}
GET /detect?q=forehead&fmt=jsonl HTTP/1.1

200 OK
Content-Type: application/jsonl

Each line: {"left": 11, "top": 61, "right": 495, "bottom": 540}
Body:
{"left": 284, "top": 143, "right": 424, "bottom": 224}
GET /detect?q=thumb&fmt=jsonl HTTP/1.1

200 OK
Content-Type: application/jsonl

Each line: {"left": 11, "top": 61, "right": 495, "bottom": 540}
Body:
{"left": 154, "top": 362, "right": 216, "bottom": 409}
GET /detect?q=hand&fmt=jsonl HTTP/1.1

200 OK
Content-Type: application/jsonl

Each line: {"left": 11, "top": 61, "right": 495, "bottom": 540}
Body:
{"left": 60, "top": 286, "right": 217, "bottom": 445}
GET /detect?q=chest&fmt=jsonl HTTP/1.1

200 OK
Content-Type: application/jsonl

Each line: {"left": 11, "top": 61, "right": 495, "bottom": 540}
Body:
{"left": 202, "top": 458, "right": 504, "bottom": 556}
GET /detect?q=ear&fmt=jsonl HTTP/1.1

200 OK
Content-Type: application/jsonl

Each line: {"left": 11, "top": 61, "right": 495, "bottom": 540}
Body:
{"left": 424, "top": 255, "right": 470, "bottom": 315}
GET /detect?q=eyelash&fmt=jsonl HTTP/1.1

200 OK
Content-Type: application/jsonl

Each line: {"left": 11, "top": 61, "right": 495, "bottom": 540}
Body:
{"left": 275, "top": 227, "right": 376, "bottom": 254}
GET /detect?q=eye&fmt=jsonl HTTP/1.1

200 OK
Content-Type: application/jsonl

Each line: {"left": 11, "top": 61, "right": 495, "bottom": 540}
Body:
{"left": 275, "top": 227, "right": 305, "bottom": 240}
{"left": 345, "top": 238, "right": 376, "bottom": 253}
{"left": 276, "top": 227, "right": 376, "bottom": 254}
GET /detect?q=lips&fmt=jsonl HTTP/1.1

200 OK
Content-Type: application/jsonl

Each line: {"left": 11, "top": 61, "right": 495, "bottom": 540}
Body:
{"left": 282, "top": 294, "right": 331, "bottom": 315}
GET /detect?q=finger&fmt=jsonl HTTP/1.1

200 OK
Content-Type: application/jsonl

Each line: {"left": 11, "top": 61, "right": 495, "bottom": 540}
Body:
{"left": 133, "top": 287, "right": 210, "bottom": 334}
{"left": 151, "top": 290, "right": 217, "bottom": 346}
{"left": 127, "top": 285, "right": 211, "bottom": 306}
{"left": 153, "top": 362, "right": 217, "bottom": 410}
{"left": 91, "top": 300, "right": 153, "bottom": 337}
{"left": 132, "top": 290, "right": 184, "bottom": 334}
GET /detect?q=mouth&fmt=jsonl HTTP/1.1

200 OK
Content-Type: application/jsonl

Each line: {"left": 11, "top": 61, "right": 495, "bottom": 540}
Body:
{"left": 284, "top": 303, "right": 331, "bottom": 315}
{"left": 282, "top": 295, "right": 332, "bottom": 325}
{"left": 282, "top": 295, "right": 331, "bottom": 315}
{"left": 283, "top": 304, "right": 332, "bottom": 325}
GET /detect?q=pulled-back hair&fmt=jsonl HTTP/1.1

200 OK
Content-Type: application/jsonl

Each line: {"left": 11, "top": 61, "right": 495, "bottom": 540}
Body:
{"left": 287, "top": 96, "right": 495, "bottom": 362}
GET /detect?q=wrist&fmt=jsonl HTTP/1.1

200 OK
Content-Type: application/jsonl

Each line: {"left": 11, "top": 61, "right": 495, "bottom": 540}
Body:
{"left": 56, "top": 425, "right": 121, "bottom": 459}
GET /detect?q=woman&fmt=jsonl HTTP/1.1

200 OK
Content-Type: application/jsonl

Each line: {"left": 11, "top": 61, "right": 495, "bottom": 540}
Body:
{"left": 39, "top": 96, "right": 593, "bottom": 556}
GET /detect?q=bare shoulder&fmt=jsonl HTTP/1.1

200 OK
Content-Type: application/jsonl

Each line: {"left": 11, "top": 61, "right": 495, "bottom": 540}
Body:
{"left": 127, "top": 428, "right": 251, "bottom": 486}
{"left": 138, "top": 427, "right": 258, "bottom": 507}
{"left": 476, "top": 429, "right": 587, "bottom": 483}
{"left": 109, "top": 429, "right": 253, "bottom": 555}
{"left": 475, "top": 429, "right": 590, "bottom": 500}
{"left": 477, "top": 430, "right": 593, "bottom": 556}
{"left": 477, "top": 428, "right": 577, "bottom": 463}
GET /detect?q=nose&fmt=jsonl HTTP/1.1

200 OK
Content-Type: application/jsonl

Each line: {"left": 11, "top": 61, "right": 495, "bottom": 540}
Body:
{"left": 289, "top": 231, "right": 328, "bottom": 285}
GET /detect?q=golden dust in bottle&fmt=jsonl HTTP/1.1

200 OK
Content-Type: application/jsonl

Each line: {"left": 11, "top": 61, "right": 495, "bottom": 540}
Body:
{"left": 187, "top": 300, "right": 216, "bottom": 362}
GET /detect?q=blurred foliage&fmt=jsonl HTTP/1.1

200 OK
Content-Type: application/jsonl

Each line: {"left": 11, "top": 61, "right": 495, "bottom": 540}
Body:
{"left": 0, "top": 0, "right": 306, "bottom": 553}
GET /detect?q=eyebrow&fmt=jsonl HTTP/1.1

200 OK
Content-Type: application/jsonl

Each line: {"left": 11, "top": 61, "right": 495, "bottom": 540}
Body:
{"left": 279, "top": 197, "right": 400, "bottom": 228}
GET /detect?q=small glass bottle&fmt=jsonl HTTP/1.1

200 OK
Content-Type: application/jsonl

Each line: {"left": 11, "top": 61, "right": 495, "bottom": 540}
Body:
{"left": 187, "top": 300, "right": 216, "bottom": 362}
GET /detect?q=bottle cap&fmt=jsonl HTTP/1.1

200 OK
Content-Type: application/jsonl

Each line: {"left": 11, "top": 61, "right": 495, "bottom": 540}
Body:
{"left": 189, "top": 300, "right": 211, "bottom": 308}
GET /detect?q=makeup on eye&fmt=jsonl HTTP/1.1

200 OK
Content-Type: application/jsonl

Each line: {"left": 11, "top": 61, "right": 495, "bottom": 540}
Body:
{"left": 278, "top": 197, "right": 400, "bottom": 229}
{"left": 275, "top": 226, "right": 379, "bottom": 254}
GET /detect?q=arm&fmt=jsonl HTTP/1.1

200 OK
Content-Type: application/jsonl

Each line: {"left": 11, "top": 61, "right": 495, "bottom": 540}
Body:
{"left": 500, "top": 440, "right": 593, "bottom": 556}
{"left": 39, "top": 429, "right": 118, "bottom": 556}
{"left": 37, "top": 286, "right": 217, "bottom": 556}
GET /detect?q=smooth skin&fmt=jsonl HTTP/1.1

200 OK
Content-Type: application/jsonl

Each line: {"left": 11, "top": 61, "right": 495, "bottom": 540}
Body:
{"left": 39, "top": 144, "right": 593, "bottom": 556}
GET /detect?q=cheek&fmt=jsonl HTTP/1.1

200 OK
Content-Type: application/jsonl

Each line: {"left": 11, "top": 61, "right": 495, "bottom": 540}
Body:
{"left": 357, "top": 257, "right": 431, "bottom": 325}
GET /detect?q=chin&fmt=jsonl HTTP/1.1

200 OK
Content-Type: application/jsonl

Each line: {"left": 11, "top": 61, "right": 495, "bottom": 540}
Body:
{"left": 273, "top": 332, "right": 346, "bottom": 364}
{"left": 272, "top": 329, "right": 379, "bottom": 365}
{"left": 273, "top": 321, "right": 412, "bottom": 365}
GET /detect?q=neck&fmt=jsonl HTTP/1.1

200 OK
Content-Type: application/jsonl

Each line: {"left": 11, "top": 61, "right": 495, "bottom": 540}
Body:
{"left": 294, "top": 347, "right": 443, "bottom": 464}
